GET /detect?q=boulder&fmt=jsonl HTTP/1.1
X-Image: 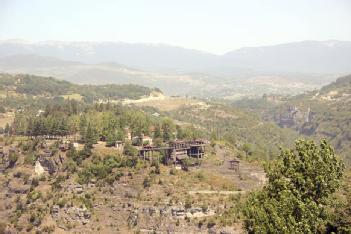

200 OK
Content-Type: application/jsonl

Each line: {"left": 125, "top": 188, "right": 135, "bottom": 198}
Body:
{"left": 38, "top": 157, "right": 57, "bottom": 174}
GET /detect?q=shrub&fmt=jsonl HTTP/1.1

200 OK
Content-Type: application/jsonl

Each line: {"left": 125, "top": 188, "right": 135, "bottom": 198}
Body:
{"left": 143, "top": 177, "right": 151, "bottom": 188}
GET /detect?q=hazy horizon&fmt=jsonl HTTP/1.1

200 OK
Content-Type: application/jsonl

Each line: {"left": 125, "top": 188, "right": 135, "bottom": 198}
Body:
{"left": 1, "top": 0, "right": 351, "bottom": 54}
{"left": 1, "top": 38, "right": 350, "bottom": 55}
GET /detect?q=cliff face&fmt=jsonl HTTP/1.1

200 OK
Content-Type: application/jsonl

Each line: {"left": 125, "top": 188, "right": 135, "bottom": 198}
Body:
{"left": 262, "top": 75, "right": 351, "bottom": 165}
{"left": 277, "top": 106, "right": 313, "bottom": 129}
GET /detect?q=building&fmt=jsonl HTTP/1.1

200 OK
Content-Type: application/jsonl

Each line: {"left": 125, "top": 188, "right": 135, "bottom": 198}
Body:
{"left": 138, "top": 139, "right": 207, "bottom": 165}
{"left": 142, "top": 134, "right": 153, "bottom": 146}
{"left": 124, "top": 128, "right": 132, "bottom": 141}
{"left": 115, "top": 140, "right": 124, "bottom": 153}
{"left": 132, "top": 134, "right": 153, "bottom": 146}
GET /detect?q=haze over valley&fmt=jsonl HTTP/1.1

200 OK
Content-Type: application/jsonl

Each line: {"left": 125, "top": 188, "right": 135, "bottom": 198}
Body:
{"left": 0, "top": 39, "right": 349, "bottom": 98}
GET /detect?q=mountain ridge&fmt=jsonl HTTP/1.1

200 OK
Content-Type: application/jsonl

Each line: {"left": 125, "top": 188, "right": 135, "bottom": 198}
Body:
{"left": 0, "top": 39, "right": 350, "bottom": 74}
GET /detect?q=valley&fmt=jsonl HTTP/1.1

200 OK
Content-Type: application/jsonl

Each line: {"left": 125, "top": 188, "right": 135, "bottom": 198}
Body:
{"left": 0, "top": 40, "right": 346, "bottom": 98}
{"left": 2, "top": 1, "right": 351, "bottom": 233}
{"left": 0, "top": 73, "right": 350, "bottom": 233}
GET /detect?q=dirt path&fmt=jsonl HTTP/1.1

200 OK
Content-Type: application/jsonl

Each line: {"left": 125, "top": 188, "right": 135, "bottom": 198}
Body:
{"left": 188, "top": 190, "right": 246, "bottom": 195}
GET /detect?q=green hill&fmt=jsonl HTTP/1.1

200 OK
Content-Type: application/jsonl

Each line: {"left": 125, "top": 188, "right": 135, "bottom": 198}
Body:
{"left": 0, "top": 73, "right": 161, "bottom": 101}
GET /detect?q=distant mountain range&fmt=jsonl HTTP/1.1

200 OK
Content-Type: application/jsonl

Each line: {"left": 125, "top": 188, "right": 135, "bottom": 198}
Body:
{"left": 0, "top": 40, "right": 350, "bottom": 97}
{"left": 1, "top": 40, "right": 350, "bottom": 74}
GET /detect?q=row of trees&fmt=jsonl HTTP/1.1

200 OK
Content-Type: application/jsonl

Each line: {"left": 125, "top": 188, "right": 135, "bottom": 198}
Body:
{"left": 10, "top": 102, "right": 202, "bottom": 145}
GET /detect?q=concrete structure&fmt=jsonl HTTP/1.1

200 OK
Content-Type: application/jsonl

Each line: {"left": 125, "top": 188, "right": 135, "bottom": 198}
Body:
{"left": 138, "top": 139, "right": 207, "bottom": 165}
{"left": 229, "top": 159, "right": 240, "bottom": 173}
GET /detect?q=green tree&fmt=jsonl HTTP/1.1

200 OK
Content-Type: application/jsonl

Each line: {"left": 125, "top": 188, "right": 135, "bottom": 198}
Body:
{"left": 176, "top": 125, "right": 185, "bottom": 139}
{"left": 242, "top": 143, "right": 252, "bottom": 157}
{"left": 123, "top": 141, "right": 138, "bottom": 157}
{"left": 326, "top": 172, "right": 351, "bottom": 233}
{"left": 161, "top": 118, "right": 175, "bottom": 141}
{"left": 4, "top": 123, "right": 10, "bottom": 135}
{"left": 84, "top": 123, "right": 98, "bottom": 148}
{"left": 79, "top": 115, "right": 88, "bottom": 141}
{"left": 244, "top": 139, "right": 344, "bottom": 234}
{"left": 153, "top": 124, "right": 162, "bottom": 139}
{"left": 106, "top": 130, "right": 117, "bottom": 147}
{"left": 0, "top": 106, "right": 5, "bottom": 113}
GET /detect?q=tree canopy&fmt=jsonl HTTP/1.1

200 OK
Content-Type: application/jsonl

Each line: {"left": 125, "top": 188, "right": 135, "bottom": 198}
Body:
{"left": 244, "top": 139, "right": 344, "bottom": 233}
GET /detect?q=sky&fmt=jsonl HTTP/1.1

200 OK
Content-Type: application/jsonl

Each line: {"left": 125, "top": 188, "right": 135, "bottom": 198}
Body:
{"left": 0, "top": 0, "right": 350, "bottom": 54}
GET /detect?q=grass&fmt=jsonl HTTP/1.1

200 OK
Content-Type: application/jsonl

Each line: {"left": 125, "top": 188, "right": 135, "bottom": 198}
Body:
{"left": 0, "top": 90, "right": 6, "bottom": 98}
{"left": 61, "top": 93, "right": 83, "bottom": 101}
{"left": 136, "top": 97, "right": 202, "bottom": 111}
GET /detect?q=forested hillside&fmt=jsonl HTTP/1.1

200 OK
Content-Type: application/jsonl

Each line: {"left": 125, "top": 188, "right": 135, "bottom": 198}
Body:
{"left": 0, "top": 73, "right": 160, "bottom": 101}
{"left": 234, "top": 74, "right": 351, "bottom": 165}
{"left": 168, "top": 103, "right": 299, "bottom": 161}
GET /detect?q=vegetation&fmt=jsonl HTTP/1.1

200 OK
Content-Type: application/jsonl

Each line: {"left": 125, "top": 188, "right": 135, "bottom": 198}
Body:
{"left": 0, "top": 73, "right": 160, "bottom": 101}
{"left": 233, "top": 75, "right": 351, "bottom": 165}
{"left": 10, "top": 100, "right": 195, "bottom": 146}
{"left": 77, "top": 155, "right": 125, "bottom": 185}
{"left": 170, "top": 103, "right": 299, "bottom": 160}
{"left": 1, "top": 72, "right": 351, "bottom": 233}
{"left": 244, "top": 140, "right": 344, "bottom": 233}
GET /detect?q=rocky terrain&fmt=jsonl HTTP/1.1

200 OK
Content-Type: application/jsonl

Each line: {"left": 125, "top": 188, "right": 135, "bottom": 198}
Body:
{"left": 0, "top": 136, "right": 266, "bottom": 233}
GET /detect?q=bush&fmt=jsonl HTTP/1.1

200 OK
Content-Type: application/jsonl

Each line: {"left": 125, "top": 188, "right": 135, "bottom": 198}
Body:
{"left": 52, "top": 175, "right": 65, "bottom": 190}
{"left": 24, "top": 153, "right": 37, "bottom": 165}
{"left": 31, "top": 178, "right": 39, "bottom": 187}
{"left": 8, "top": 152, "right": 18, "bottom": 166}
{"left": 123, "top": 141, "right": 138, "bottom": 157}
{"left": 143, "top": 177, "right": 151, "bottom": 188}
{"left": 170, "top": 168, "right": 176, "bottom": 175}
{"left": 63, "top": 159, "right": 77, "bottom": 173}
{"left": 27, "top": 190, "right": 42, "bottom": 203}
{"left": 77, "top": 155, "right": 123, "bottom": 184}
{"left": 29, "top": 211, "right": 44, "bottom": 226}
{"left": 185, "top": 196, "right": 192, "bottom": 209}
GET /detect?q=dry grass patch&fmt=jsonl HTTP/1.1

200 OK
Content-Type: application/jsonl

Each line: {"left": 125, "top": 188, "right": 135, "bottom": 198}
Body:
{"left": 136, "top": 97, "right": 202, "bottom": 111}
{"left": 0, "top": 112, "right": 15, "bottom": 128}
{"left": 61, "top": 93, "right": 83, "bottom": 101}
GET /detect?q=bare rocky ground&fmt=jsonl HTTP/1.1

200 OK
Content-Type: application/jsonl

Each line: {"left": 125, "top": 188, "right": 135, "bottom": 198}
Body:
{"left": 0, "top": 140, "right": 265, "bottom": 234}
{"left": 201, "top": 144, "right": 266, "bottom": 191}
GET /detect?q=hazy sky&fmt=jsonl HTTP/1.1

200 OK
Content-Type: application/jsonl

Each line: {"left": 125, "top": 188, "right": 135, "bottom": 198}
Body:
{"left": 0, "top": 0, "right": 350, "bottom": 54}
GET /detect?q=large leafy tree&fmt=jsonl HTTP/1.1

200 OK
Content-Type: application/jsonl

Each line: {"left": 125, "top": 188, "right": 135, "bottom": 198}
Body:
{"left": 244, "top": 139, "right": 344, "bottom": 234}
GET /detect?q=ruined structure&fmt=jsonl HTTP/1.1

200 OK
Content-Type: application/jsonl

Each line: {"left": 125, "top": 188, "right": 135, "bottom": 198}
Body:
{"left": 229, "top": 159, "right": 240, "bottom": 173}
{"left": 138, "top": 139, "right": 207, "bottom": 165}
